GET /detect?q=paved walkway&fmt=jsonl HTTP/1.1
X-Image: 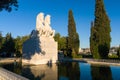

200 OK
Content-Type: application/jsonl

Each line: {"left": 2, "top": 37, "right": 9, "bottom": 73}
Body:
{"left": 82, "top": 58, "right": 120, "bottom": 66}
{"left": 59, "top": 58, "right": 120, "bottom": 66}
{"left": 0, "top": 58, "right": 21, "bottom": 64}
{"left": 1, "top": 58, "right": 120, "bottom": 66}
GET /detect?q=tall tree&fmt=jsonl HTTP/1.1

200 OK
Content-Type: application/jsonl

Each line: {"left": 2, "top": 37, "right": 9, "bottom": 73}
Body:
{"left": 2, "top": 33, "right": 15, "bottom": 57}
{"left": 90, "top": 0, "right": 111, "bottom": 59}
{"left": 90, "top": 21, "right": 100, "bottom": 58}
{"left": 68, "top": 10, "right": 80, "bottom": 57}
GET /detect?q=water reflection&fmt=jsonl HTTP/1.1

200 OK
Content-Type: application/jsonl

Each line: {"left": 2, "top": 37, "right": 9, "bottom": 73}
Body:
{"left": 58, "top": 62, "right": 80, "bottom": 80}
{"left": 22, "top": 64, "right": 58, "bottom": 80}
{"left": 79, "top": 63, "right": 92, "bottom": 80}
{"left": 111, "top": 66, "right": 120, "bottom": 80}
{"left": 1, "top": 62, "right": 120, "bottom": 80}
{"left": 1, "top": 62, "right": 22, "bottom": 75}
{"left": 91, "top": 65, "right": 113, "bottom": 80}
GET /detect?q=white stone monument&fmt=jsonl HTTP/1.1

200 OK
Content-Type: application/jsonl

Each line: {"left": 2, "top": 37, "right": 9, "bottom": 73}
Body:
{"left": 22, "top": 12, "right": 58, "bottom": 65}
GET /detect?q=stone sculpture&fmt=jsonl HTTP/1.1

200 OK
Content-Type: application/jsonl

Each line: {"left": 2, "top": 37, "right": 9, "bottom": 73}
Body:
{"left": 22, "top": 12, "right": 58, "bottom": 65}
{"left": 35, "top": 13, "right": 55, "bottom": 38}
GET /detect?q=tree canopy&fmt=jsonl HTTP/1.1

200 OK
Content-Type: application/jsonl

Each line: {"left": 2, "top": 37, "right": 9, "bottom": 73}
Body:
{"left": 68, "top": 10, "right": 80, "bottom": 58}
{"left": 0, "top": 0, "right": 18, "bottom": 12}
{"left": 0, "top": 32, "right": 29, "bottom": 57}
{"left": 90, "top": 0, "right": 111, "bottom": 59}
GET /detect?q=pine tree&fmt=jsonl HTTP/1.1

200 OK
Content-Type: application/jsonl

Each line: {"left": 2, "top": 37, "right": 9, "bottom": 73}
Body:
{"left": 68, "top": 10, "right": 80, "bottom": 57}
{"left": 90, "top": 0, "right": 111, "bottom": 59}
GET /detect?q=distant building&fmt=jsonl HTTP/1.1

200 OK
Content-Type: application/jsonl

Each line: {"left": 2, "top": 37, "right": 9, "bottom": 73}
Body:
{"left": 109, "top": 46, "right": 118, "bottom": 55}
{"left": 79, "top": 48, "right": 91, "bottom": 54}
{"left": 79, "top": 48, "right": 83, "bottom": 53}
{"left": 79, "top": 46, "right": 119, "bottom": 56}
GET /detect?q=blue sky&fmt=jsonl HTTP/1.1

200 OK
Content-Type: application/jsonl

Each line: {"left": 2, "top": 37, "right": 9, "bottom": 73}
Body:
{"left": 0, "top": 0, "right": 120, "bottom": 48}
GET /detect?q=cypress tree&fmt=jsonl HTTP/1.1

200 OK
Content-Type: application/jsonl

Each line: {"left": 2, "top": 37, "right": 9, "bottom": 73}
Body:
{"left": 90, "top": 0, "right": 111, "bottom": 59}
{"left": 90, "top": 21, "right": 100, "bottom": 58}
{"left": 68, "top": 10, "right": 80, "bottom": 57}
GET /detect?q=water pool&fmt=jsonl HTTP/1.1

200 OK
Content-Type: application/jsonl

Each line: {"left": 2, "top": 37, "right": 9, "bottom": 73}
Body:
{"left": 1, "top": 62, "right": 120, "bottom": 80}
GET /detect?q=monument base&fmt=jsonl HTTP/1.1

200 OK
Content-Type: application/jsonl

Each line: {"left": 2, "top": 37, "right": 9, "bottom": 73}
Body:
{"left": 22, "top": 36, "right": 58, "bottom": 65}
{"left": 22, "top": 54, "right": 57, "bottom": 65}
{"left": 22, "top": 12, "right": 58, "bottom": 65}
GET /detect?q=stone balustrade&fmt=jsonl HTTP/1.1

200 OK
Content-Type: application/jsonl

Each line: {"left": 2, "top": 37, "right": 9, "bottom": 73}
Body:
{"left": 0, "top": 67, "right": 29, "bottom": 80}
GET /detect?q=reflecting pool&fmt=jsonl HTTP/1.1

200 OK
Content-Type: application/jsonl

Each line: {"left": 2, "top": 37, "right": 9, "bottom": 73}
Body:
{"left": 1, "top": 62, "right": 120, "bottom": 80}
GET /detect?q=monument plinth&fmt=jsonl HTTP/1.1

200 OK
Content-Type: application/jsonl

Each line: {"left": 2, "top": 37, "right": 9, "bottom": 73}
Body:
{"left": 22, "top": 13, "right": 58, "bottom": 65}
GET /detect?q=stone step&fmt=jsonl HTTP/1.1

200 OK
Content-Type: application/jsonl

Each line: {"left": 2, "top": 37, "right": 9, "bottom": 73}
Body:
{"left": 0, "top": 67, "right": 29, "bottom": 80}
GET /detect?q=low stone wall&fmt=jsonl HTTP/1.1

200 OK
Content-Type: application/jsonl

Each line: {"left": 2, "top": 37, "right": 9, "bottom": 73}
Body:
{"left": 0, "top": 58, "right": 20, "bottom": 63}
{"left": 60, "top": 58, "right": 120, "bottom": 66}
{"left": 84, "top": 58, "right": 120, "bottom": 63}
{"left": 0, "top": 67, "right": 29, "bottom": 80}
{"left": 83, "top": 58, "right": 120, "bottom": 66}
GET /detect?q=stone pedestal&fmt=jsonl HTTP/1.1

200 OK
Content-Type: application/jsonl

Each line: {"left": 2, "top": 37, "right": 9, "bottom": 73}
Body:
{"left": 22, "top": 12, "right": 58, "bottom": 65}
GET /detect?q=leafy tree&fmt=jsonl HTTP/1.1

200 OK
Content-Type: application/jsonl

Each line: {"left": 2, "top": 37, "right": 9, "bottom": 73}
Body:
{"left": 59, "top": 36, "right": 67, "bottom": 55}
{"left": 14, "top": 35, "right": 29, "bottom": 57}
{"left": 2, "top": 33, "right": 15, "bottom": 57}
{"left": 0, "top": 32, "right": 29, "bottom": 57}
{"left": 0, "top": 32, "right": 2, "bottom": 47}
{"left": 90, "top": 0, "right": 111, "bottom": 59}
{"left": 117, "top": 45, "right": 120, "bottom": 59}
{"left": 54, "top": 33, "right": 66, "bottom": 50}
{"left": 54, "top": 33, "right": 60, "bottom": 42}
{"left": 54, "top": 33, "right": 67, "bottom": 55}
{"left": 68, "top": 10, "right": 80, "bottom": 58}
{"left": 14, "top": 36, "right": 22, "bottom": 57}
{"left": 0, "top": 32, "right": 3, "bottom": 53}
{"left": 21, "top": 35, "right": 29, "bottom": 47}
{"left": 60, "top": 37, "right": 67, "bottom": 50}
{"left": 54, "top": 33, "right": 61, "bottom": 50}
{"left": 0, "top": 0, "right": 18, "bottom": 12}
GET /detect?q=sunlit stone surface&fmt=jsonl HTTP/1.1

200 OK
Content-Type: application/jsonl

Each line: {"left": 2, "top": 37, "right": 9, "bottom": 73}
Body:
{"left": 22, "top": 12, "right": 58, "bottom": 65}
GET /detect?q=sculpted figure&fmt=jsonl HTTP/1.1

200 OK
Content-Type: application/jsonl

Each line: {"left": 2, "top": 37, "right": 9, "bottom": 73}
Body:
{"left": 35, "top": 13, "right": 55, "bottom": 37}
{"left": 51, "top": 30, "right": 55, "bottom": 37}
{"left": 36, "top": 13, "right": 44, "bottom": 28}
{"left": 36, "top": 13, "right": 44, "bottom": 36}
{"left": 44, "top": 15, "right": 55, "bottom": 37}
{"left": 44, "top": 15, "right": 51, "bottom": 30}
